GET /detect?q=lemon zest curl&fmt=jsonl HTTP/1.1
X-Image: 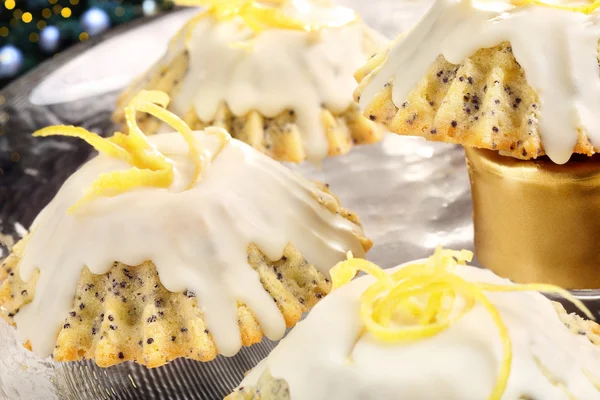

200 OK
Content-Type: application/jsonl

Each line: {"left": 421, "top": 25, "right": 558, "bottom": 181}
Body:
{"left": 173, "top": 0, "right": 357, "bottom": 34}
{"left": 33, "top": 90, "right": 230, "bottom": 214}
{"left": 511, "top": 0, "right": 600, "bottom": 14}
{"left": 330, "top": 247, "right": 593, "bottom": 400}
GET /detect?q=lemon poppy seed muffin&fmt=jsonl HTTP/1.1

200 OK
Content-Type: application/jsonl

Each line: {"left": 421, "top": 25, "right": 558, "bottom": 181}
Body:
{"left": 114, "top": 0, "right": 388, "bottom": 163}
{"left": 354, "top": 0, "right": 600, "bottom": 164}
{"left": 227, "top": 248, "right": 600, "bottom": 400}
{"left": 0, "top": 91, "right": 371, "bottom": 368}
{"left": 354, "top": 0, "right": 600, "bottom": 290}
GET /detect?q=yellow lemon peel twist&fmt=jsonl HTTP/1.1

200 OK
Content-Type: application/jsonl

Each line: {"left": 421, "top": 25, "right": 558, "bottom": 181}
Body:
{"left": 33, "top": 90, "right": 230, "bottom": 214}
{"left": 330, "top": 247, "right": 594, "bottom": 400}
{"left": 511, "top": 0, "right": 600, "bottom": 14}
{"left": 173, "top": 0, "right": 357, "bottom": 34}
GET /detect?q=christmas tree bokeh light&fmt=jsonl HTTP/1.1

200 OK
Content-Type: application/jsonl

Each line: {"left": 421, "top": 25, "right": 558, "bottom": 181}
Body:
{"left": 0, "top": 0, "right": 174, "bottom": 88}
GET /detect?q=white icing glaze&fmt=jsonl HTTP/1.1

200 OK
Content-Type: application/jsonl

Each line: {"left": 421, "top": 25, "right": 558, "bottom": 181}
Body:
{"left": 358, "top": 0, "right": 600, "bottom": 164}
{"left": 14, "top": 129, "right": 367, "bottom": 357}
{"left": 240, "top": 261, "right": 600, "bottom": 399}
{"left": 167, "top": 2, "right": 384, "bottom": 162}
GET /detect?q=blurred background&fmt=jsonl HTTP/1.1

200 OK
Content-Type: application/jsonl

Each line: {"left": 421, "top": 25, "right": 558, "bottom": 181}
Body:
{"left": 0, "top": 0, "right": 176, "bottom": 88}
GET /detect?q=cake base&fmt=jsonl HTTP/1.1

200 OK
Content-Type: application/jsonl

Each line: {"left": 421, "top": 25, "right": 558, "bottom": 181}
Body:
{"left": 466, "top": 147, "right": 600, "bottom": 289}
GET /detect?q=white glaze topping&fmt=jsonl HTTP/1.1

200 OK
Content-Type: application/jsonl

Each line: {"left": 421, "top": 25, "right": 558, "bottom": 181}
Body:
{"left": 240, "top": 261, "right": 600, "bottom": 399}
{"left": 167, "top": 2, "right": 384, "bottom": 161}
{"left": 358, "top": 0, "right": 600, "bottom": 164}
{"left": 14, "top": 130, "right": 367, "bottom": 357}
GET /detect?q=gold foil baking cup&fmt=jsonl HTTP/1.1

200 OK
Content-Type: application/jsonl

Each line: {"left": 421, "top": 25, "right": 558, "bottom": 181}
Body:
{"left": 465, "top": 147, "right": 600, "bottom": 289}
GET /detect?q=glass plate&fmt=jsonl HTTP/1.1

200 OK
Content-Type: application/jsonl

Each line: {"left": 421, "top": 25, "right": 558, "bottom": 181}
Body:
{"left": 1, "top": 1, "right": 598, "bottom": 399}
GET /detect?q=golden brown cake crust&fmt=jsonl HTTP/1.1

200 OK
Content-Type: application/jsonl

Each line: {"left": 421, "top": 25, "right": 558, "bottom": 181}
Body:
{"left": 0, "top": 188, "right": 371, "bottom": 368}
{"left": 113, "top": 49, "right": 383, "bottom": 163}
{"left": 1, "top": 244, "right": 328, "bottom": 368}
{"left": 224, "top": 303, "right": 600, "bottom": 400}
{"left": 354, "top": 41, "right": 599, "bottom": 160}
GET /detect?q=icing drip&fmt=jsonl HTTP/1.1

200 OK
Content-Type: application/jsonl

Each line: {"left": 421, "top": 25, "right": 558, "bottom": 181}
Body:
{"left": 240, "top": 257, "right": 600, "bottom": 399}
{"left": 14, "top": 130, "right": 366, "bottom": 357}
{"left": 359, "top": 0, "right": 600, "bottom": 164}
{"left": 167, "top": 2, "right": 380, "bottom": 161}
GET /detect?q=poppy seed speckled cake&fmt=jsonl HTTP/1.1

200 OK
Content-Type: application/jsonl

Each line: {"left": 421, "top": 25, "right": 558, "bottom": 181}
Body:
{"left": 0, "top": 91, "right": 371, "bottom": 368}
{"left": 353, "top": 0, "right": 600, "bottom": 288}
{"left": 113, "top": 0, "right": 388, "bottom": 163}
{"left": 227, "top": 248, "right": 600, "bottom": 400}
{"left": 354, "top": 0, "right": 600, "bottom": 164}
